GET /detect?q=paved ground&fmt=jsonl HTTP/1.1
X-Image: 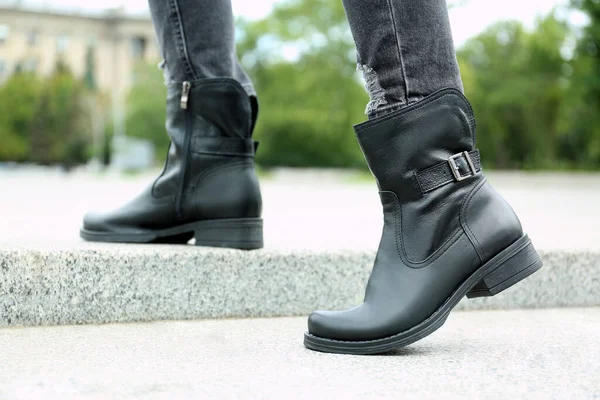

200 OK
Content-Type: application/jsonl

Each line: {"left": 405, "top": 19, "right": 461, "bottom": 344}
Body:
{"left": 0, "top": 308, "right": 598, "bottom": 399}
{"left": 1, "top": 168, "right": 599, "bottom": 251}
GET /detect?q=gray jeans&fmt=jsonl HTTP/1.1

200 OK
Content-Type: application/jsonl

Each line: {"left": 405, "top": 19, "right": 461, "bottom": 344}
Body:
{"left": 148, "top": 0, "right": 463, "bottom": 117}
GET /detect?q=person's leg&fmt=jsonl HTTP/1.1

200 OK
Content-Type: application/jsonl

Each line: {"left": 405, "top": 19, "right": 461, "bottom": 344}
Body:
{"left": 304, "top": 0, "right": 542, "bottom": 354}
{"left": 148, "top": 0, "right": 255, "bottom": 96}
{"left": 81, "top": 0, "right": 263, "bottom": 249}
{"left": 342, "top": 0, "right": 463, "bottom": 117}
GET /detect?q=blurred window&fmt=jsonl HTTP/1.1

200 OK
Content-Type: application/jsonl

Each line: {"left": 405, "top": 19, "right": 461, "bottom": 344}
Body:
{"left": 57, "top": 33, "right": 70, "bottom": 53}
{"left": 23, "top": 58, "right": 38, "bottom": 73}
{"left": 0, "top": 25, "right": 9, "bottom": 45}
{"left": 27, "top": 29, "right": 39, "bottom": 46}
{"left": 131, "top": 36, "right": 147, "bottom": 60}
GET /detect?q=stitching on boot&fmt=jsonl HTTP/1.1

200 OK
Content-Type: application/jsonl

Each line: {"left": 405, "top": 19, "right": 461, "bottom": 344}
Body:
{"left": 357, "top": 64, "right": 388, "bottom": 115}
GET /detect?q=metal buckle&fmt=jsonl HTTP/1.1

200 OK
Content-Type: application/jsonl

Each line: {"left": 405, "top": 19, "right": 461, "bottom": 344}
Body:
{"left": 448, "top": 151, "right": 477, "bottom": 182}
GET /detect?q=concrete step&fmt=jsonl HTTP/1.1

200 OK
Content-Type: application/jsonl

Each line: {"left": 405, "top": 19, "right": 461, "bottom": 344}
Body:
{"left": 1, "top": 244, "right": 598, "bottom": 327}
{"left": 1, "top": 309, "right": 599, "bottom": 399}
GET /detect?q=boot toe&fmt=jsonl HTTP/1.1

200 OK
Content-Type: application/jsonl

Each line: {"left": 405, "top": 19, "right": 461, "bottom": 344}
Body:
{"left": 82, "top": 211, "right": 116, "bottom": 233}
{"left": 308, "top": 304, "right": 408, "bottom": 342}
{"left": 307, "top": 310, "right": 335, "bottom": 339}
{"left": 307, "top": 308, "right": 367, "bottom": 342}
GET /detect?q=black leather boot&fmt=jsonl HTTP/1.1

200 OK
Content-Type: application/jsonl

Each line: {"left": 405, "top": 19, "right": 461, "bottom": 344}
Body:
{"left": 81, "top": 78, "right": 263, "bottom": 250}
{"left": 304, "top": 89, "right": 542, "bottom": 354}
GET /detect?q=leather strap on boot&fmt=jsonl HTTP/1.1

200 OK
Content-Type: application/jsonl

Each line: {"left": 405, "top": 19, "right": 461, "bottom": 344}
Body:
{"left": 417, "top": 150, "right": 482, "bottom": 193}
{"left": 191, "top": 137, "right": 259, "bottom": 158}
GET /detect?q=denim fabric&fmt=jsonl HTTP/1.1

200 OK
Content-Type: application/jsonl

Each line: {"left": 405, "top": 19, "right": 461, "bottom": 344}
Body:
{"left": 148, "top": 0, "right": 255, "bottom": 96}
{"left": 342, "top": 0, "right": 463, "bottom": 117}
{"left": 148, "top": 0, "right": 463, "bottom": 116}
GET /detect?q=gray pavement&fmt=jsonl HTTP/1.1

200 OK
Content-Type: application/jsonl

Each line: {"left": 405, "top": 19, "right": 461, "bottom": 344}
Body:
{"left": 1, "top": 308, "right": 599, "bottom": 399}
{"left": 0, "top": 168, "right": 599, "bottom": 251}
{"left": 2, "top": 245, "right": 599, "bottom": 326}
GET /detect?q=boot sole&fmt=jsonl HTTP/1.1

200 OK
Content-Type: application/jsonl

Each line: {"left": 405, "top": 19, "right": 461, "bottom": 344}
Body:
{"left": 80, "top": 217, "right": 264, "bottom": 250}
{"left": 303, "top": 234, "right": 542, "bottom": 355}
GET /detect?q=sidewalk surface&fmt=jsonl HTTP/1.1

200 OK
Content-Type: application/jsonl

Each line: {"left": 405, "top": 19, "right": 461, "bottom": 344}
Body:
{"left": 1, "top": 308, "right": 599, "bottom": 399}
{"left": 1, "top": 168, "right": 599, "bottom": 251}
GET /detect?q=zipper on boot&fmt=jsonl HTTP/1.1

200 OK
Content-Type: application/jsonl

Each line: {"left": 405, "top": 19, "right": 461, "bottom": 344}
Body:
{"left": 176, "top": 81, "right": 192, "bottom": 219}
{"left": 180, "top": 81, "right": 191, "bottom": 109}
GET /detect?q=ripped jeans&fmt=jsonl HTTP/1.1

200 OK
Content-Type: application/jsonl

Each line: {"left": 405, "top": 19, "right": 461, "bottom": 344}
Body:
{"left": 148, "top": 0, "right": 463, "bottom": 118}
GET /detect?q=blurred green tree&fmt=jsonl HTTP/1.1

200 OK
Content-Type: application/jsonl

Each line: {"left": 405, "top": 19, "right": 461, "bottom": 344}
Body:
{"left": 28, "top": 61, "right": 91, "bottom": 166}
{"left": 1, "top": 0, "right": 598, "bottom": 170}
{"left": 125, "top": 62, "right": 169, "bottom": 162}
{"left": 457, "top": 14, "right": 570, "bottom": 169}
{"left": 0, "top": 73, "right": 40, "bottom": 161}
{"left": 237, "top": 0, "right": 369, "bottom": 168}
{"left": 562, "top": 0, "right": 600, "bottom": 167}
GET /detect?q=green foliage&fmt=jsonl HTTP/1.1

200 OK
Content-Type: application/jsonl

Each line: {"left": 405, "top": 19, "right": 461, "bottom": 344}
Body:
{"left": 457, "top": 15, "right": 571, "bottom": 169}
{"left": 2, "top": 0, "right": 600, "bottom": 170}
{"left": 0, "top": 64, "right": 93, "bottom": 165}
{"left": 561, "top": 0, "right": 600, "bottom": 167}
{"left": 30, "top": 64, "right": 91, "bottom": 165}
{"left": 237, "top": 0, "right": 368, "bottom": 168}
{"left": 0, "top": 73, "right": 40, "bottom": 161}
{"left": 125, "top": 63, "right": 169, "bottom": 161}
{"left": 235, "top": 0, "right": 600, "bottom": 170}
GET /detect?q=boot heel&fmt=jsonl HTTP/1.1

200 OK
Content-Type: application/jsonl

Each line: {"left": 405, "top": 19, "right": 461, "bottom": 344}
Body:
{"left": 467, "top": 236, "right": 542, "bottom": 298}
{"left": 193, "top": 218, "right": 263, "bottom": 250}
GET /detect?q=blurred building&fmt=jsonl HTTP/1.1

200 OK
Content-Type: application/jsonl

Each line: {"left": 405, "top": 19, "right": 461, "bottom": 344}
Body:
{"left": 0, "top": 3, "right": 159, "bottom": 92}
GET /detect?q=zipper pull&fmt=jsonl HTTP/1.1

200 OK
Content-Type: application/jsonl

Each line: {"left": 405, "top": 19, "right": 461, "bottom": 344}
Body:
{"left": 180, "top": 81, "right": 191, "bottom": 109}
